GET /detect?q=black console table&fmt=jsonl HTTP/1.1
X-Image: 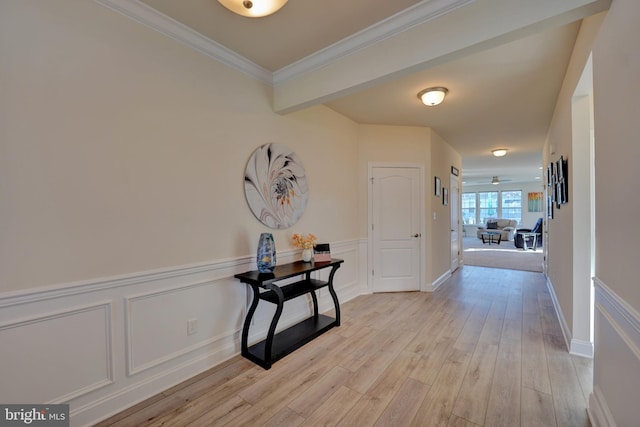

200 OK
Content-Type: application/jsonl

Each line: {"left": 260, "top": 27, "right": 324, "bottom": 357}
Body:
{"left": 234, "top": 258, "right": 343, "bottom": 369}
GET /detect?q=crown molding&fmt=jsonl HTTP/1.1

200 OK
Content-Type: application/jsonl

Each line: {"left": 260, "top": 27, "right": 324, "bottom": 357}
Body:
{"left": 95, "top": 0, "right": 475, "bottom": 88}
{"left": 273, "top": 0, "right": 475, "bottom": 85}
{"left": 93, "top": 0, "right": 273, "bottom": 84}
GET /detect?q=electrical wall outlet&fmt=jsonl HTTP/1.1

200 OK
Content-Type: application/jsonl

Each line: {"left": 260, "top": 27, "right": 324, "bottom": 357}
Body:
{"left": 187, "top": 318, "right": 198, "bottom": 335}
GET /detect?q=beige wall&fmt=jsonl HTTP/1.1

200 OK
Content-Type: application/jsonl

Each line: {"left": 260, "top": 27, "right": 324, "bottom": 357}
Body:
{"left": 430, "top": 131, "right": 463, "bottom": 281}
{"left": 590, "top": 2, "right": 640, "bottom": 424}
{"left": 0, "top": 4, "right": 364, "bottom": 420}
{"left": 544, "top": 2, "right": 640, "bottom": 425}
{"left": 356, "top": 125, "right": 431, "bottom": 238}
{"left": 0, "top": 0, "right": 462, "bottom": 295}
{"left": 357, "top": 125, "right": 461, "bottom": 286}
{"left": 543, "top": 13, "right": 604, "bottom": 339}
{"left": 592, "top": 0, "right": 640, "bottom": 311}
{"left": 357, "top": 125, "right": 431, "bottom": 285}
{"left": 0, "top": 0, "right": 359, "bottom": 292}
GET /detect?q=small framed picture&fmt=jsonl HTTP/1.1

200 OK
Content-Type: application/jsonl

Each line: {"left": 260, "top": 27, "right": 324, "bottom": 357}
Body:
{"left": 556, "top": 158, "right": 564, "bottom": 182}
{"left": 451, "top": 166, "right": 459, "bottom": 176}
{"left": 443, "top": 188, "right": 449, "bottom": 206}
{"left": 434, "top": 176, "right": 441, "bottom": 197}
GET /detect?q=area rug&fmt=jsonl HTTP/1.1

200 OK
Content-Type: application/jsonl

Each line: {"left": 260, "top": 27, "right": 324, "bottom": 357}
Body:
{"left": 462, "top": 236, "right": 543, "bottom": 272}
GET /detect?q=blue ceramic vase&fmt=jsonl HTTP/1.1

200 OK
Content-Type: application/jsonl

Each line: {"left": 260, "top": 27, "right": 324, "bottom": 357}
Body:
{"left": 257, "top": 233, "right": 276, "bottom": 273}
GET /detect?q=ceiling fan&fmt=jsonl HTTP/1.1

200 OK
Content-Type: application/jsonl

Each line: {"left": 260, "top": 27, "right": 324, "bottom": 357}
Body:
{"left": 462, "top": 176, "right": 513, "bottom": 186}
{"left": 481, "top": 176, "right": 512, "bottom": 185}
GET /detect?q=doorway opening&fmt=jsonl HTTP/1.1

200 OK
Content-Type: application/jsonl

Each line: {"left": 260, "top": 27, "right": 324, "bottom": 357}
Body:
{"left": 460, "top": 188, "right": 544, "bottom": 272}
{"left": 569, "top": 53, "right": 596, "bottom": 356}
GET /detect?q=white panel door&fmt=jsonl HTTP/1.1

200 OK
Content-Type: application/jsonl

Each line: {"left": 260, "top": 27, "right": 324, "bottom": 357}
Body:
{"left": 372, "top": 167, "right": 421, "bottom": 292}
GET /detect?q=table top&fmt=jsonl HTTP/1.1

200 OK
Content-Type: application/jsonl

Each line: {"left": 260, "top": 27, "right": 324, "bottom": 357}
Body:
{"left": 234, "top": 258, "right": 344, "bottom": 287}
{"left": 480, "top": 230, "right": 501, "bottom": 235}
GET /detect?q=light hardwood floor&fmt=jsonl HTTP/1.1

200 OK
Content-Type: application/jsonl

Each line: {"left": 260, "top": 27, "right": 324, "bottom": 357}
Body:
{"left": 96, "top": 266, "right": 593, "bottom": 427}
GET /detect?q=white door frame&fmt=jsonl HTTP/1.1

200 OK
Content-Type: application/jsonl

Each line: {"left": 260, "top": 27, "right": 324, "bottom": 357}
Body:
{"left": 450, "top": 173, "right": 460, "bottom": 272}
{"left": 367, "top": 162, "right": 425, "bottom": 293}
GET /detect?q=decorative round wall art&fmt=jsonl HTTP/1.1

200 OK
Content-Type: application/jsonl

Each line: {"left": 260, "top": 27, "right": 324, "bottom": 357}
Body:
{"left": 244, "top": 143, "right": 308, "bottom": 229}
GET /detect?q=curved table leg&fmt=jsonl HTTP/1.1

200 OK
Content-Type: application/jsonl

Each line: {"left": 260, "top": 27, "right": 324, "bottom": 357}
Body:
{"left": 263, "top": 284, "right": 285, "bottom": 369}
{"left": 242, "top": 284, "right": 260, "bottom": 357}
{"left": 327, "top": 264, "right": 342, "bottom": 326}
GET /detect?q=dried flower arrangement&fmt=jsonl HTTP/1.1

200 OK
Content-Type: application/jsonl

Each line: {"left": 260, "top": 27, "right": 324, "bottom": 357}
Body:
{"left": 291, "top": 233, "right": 317, "bottom": 250}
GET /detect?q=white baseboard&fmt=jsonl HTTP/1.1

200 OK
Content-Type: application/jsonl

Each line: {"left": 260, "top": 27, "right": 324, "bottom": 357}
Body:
{"left": 543, "top": 275, "right": 594, "bottom": 358}
{"left": 544, "top": 275, "right": 572, "bottom": 352}
{"left": 588, "top": 386, "right": 617, "bottom": 427}
{"left": 427, "top": 269, "right": 452, "bottom": 292}
{"left": 570, "top": 338, "right": 594, "bottom": 358}
{"left": 74, "top": 339, "right": 239, "bottom": 426}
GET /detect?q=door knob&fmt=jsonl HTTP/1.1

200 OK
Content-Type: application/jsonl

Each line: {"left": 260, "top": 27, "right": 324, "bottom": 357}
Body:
{"left": 413, "top": 233, "right": 421, "bottom": 238}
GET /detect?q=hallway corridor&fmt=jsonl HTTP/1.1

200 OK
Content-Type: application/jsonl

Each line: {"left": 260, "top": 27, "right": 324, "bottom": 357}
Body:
{"left": 98, "top": 266, "right": 592, "bottom": 426}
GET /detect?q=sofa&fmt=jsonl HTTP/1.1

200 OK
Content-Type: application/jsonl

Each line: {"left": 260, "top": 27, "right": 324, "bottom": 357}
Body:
{"left": 476, "top": 218, "right": 517, "bottom": 241}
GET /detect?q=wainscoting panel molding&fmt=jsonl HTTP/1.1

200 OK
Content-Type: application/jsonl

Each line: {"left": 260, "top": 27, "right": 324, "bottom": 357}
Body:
{"left": 125, "top": 277, "right": 244, "bottom": 376}
{"left": 319, "top": 242, "right": 360, "bottom": 305}
{"left": 358, "top": 239, "right": 370, "bottom": 295}
{"left": 589, "top": 278, "right": 640, "bottom": 427}
{"left": 0, "top": 239, "right": 361, "bottom": 426}
{"left": 0, "top": 303, "right": 113, "bottom": 404}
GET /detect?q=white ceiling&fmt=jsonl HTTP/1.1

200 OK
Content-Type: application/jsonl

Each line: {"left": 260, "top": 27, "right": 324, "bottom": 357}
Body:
{"left": 118, "top": 0, "right": 609, "bottom": 187}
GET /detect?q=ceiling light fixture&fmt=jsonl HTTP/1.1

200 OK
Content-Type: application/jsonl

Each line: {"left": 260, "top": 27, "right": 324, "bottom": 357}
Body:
{"left": 491, "top": 176, "right": 500, "bottom": 185}
{"left": 491, "top": 148, "right": 508, "bottom": 157}
{"left": 417, "top": 87, "right": 448, "bottom": 106}
{"left": 218, "top": 0, "right": 288, "bottom": 18}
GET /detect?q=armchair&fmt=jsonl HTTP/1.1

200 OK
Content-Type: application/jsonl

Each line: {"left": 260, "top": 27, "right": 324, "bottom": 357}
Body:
{"left": 515, "top": 218, "right": 543, "bottom": 249}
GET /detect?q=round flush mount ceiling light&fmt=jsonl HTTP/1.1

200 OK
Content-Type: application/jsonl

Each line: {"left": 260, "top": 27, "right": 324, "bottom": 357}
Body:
{"left": 491, "top": 148, "right": 508, "bottom": 157}
{"left": 218, "top": 0, "right": 288, "bottom": 17}
{"left": 417, "top": 87, "right": 448, "bottom": 106}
